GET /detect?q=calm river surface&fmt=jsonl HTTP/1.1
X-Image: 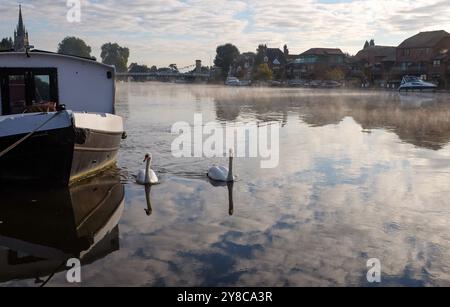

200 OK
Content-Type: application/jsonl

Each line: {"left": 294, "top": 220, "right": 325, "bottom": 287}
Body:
{"left": 2, "top": 83, "right": 450, "bottom": 286}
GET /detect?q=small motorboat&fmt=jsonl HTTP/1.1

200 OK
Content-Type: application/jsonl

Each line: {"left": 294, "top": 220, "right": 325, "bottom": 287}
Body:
{"left": 320, "top": 80, "right": 342, "bottom": 89}
{"left": 398, "top": 76, "right": 437, "bottom": 92}
{"left": 225, "top": 77, "right": 251, "bottom": 87}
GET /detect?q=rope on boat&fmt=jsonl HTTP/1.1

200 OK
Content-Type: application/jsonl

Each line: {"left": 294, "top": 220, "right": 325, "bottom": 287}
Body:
{"left": 0, "top": 112, "right": 62, "bottom": 159}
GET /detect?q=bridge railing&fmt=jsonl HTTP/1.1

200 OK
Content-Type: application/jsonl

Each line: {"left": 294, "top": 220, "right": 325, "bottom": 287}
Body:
{"left": 116, "top": 72, "right": 211, "bottom": 78}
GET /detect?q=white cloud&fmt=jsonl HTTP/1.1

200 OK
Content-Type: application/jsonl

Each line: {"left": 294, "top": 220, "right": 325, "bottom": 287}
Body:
{"left": 0, "top": 0, "right": 449, "bottom": 67}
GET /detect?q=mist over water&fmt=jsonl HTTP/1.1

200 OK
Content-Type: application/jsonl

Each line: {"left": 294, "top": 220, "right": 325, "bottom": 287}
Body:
{"left": 3, "top": 83, "right": 450, "bottom": 286}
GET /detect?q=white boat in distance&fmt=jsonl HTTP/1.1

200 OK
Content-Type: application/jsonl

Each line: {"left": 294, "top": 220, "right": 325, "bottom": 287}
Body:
{"left": 0, "top": 50, "right": 125, "bottom": 187}
{"left": 398, "top": 76, "right": 437, "bottom": 92}
{"left": 225, "top": 77, "right": 251, "bottom": 87}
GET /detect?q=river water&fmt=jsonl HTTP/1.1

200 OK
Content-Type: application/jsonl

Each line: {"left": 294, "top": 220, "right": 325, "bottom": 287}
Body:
{"left": 2, "top": 83, "right": 450, "bottom": 286}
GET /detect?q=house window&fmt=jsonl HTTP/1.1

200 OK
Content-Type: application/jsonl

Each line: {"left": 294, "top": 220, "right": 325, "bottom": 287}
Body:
{"left": 403, "top": 49, "right": 410, "bottom": 57}
{"left": 433, "top": 60, "right": 441, "bottom": 67}
{"left": 401, "top": 62, "right": 408, "bottom": 71}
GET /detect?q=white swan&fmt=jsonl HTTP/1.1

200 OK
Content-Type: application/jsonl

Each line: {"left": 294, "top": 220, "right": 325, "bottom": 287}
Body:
{"left": 208, "top": 149, "right": 235, "bottom": 182}
{"left": 136, "top": 153, "right": 159, "bottom": 185}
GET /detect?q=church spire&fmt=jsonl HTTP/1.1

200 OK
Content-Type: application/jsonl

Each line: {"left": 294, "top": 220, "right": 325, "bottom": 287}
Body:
{"left": 14, "top": 4, "right": 30, "bottom": 51}
{"left": 17, "top": 5, "right": 25, "bottom": 36}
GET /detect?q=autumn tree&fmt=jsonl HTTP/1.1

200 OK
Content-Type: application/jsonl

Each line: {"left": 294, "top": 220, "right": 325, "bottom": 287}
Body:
{"left": 253, "top": 63, "right": 273, "bottom": 81}
{"left": 325, "top": 68, "right": 345, "bottom": 81}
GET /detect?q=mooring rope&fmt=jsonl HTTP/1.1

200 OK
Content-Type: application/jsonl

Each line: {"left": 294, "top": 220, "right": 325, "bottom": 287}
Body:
{"left": 0, "top": 112, "right": 62, "bottom": 159}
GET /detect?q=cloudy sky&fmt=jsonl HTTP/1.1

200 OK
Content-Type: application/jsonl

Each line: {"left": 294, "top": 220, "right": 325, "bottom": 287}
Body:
{"left": 0, "top": 0, "right": 449, "bottom": 68}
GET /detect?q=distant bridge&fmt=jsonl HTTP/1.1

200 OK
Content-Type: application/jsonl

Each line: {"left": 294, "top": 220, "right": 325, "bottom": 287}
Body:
{"left": 116, "top": 72, "right": 211, "bottom": 78}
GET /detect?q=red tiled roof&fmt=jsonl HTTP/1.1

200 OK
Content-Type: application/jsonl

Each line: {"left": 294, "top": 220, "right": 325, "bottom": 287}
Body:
{"left": 398, "top": 30, "right": 450, "bottom": 48}
{"left": 300, "top": 48, "right": 344, "bottom": 56}
{"left": 355, "top": 46, "right": 397, "bottom": 62}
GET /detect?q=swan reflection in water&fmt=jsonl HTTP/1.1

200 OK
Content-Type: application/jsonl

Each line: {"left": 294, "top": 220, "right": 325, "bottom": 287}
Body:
{"left": 208, "top": 179, "right": 235, "bottom": 216}
{"left": 144, "top": 184, "right": 153, "bottom": 216}
{"left": 142, "top": 178, "right": 232, "bottom": 217}
{"left": 0, "top": 171, "right": 125, "bottom": 286}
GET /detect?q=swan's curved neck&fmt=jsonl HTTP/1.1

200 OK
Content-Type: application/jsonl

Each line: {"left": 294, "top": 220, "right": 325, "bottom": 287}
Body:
{"left": 145, "top": 159, "right": 151, "bottom": 182}
{"left": 227, "top": 156, "right": 234, "bottom": 181}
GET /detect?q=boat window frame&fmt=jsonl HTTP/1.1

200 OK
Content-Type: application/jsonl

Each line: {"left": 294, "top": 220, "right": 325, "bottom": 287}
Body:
{"left": 0, "top": 68, "right": 59, "bottom": 115}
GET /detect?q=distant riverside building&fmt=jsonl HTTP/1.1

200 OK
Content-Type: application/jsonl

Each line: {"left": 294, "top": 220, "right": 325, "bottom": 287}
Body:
{"left": 265, "top": 47, "right": 286, "bottom": 78}
{"left": 13, "top": 5, "right": 30, "bottom": 52}
{"left": 354, "top": 45, "right": 397, "bottom": 83}
{"left": 254, "top": 45, "right": 287, "bottom": 79}
{"left": 223, "top": 31, "right": 450, "bottom": 88}
{"left": 299, "top": 48, "right": 345, "bottom": 65}
{"left": 395, "top": 30, "right": 450, "bottom": 84}
{"left": 292, "top": 48, "right": 345, "bottom": 79}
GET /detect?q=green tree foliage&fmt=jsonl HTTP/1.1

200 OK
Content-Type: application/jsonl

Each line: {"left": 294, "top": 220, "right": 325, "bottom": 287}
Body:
{"left": 128, "top": 62, "right": 151, "bottom": 81}
{"left": 0, "top": 37, "right": 13, "bottom": 51}
{"left": 255, "top": 44, "right": 267, "bottom": 66}
{"left": 214, "top": 43, "right": 240, "bottom": 78}
{"left": 57, "top": 36, "right": 92, "bottom": 58}
{"left": 253, "top": 63, "right": 273, "bottom": 81}
{"left": 129, "top": 62, "right": 150, "bottom": 73}
{"left": 101, "top": 43, "right": 130, "bottom": 73}
{"left": 169, "top": 64, "right": 178, "bottom": 72}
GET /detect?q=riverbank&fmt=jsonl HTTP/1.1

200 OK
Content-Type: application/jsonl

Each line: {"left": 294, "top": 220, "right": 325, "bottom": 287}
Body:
{"left": 124, "top": 79, "right": 450, "bottom": 93}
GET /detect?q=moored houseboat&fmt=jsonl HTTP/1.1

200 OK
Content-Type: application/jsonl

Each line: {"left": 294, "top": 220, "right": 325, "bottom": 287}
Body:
{"left": 0, "top": 50, "right": 125, "bottom": 186}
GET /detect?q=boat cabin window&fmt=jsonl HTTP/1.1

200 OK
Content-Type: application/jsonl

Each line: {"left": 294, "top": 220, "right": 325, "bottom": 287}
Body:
{"left": 34, "top": 75, "right": 51, "bottom": 103}
{"left": 0, "top": 68, "right": 58, "bottom": 115}
{"left": 8, "top": 74, "right": 27, "bottom": 114}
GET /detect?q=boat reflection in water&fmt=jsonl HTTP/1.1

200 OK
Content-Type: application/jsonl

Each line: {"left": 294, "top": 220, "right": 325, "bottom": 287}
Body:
{"left": 0, "top": 171, "right": 125, "bottom": 284}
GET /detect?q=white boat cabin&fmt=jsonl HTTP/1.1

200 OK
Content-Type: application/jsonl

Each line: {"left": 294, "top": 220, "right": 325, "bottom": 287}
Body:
{"left": 0, "top": 51, "right": 116, "bottom": 116}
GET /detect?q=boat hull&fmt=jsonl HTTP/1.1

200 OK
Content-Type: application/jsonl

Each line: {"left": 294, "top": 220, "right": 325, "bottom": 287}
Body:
{"left": 399, "top": 86, "right": 437, "bottom": 92}
{"left": 0, "top": 126, "right": 75, "bottom": 186}
{"left": 0, "top": 111, "right": 124, "bottom": 187}
{"left": 71, "top": 128, "right": 123, "bottom": 183}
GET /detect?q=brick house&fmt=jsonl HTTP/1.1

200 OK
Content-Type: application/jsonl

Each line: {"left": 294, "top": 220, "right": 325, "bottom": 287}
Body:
{"left": 233, "top": 52, "right": 256, "bottom": 80}
{"left": 394, "top": 30, "right": 450, "bottom": 85}
{"left": 432, "top": 50, "right": 450, "bottom": 89}
{"left": 354, "top": 45, "right": 397, "bottom": 85}
{"left": 296, "top": 48, "right": 345, "bottom": 79}
{"left": 263, "top": 47, "right": 287, "bottom": 79}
